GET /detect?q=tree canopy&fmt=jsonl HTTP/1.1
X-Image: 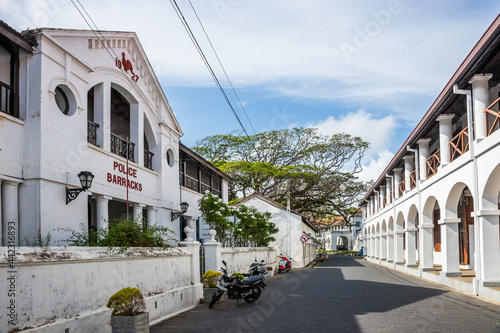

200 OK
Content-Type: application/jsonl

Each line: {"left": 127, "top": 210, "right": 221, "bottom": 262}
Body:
{"left": 193, "top": 128, "right": 371, "bottom": 221}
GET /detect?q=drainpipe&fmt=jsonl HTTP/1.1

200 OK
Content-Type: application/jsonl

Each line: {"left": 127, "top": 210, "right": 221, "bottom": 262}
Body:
{"left": 407, "top": 146, "right": 421, "bottom": 277}
{"left": 386, "top": 173, "right": 397, "bottom": 269}
{"left": 453, "top": 84, "right": 480, "bottom": 295}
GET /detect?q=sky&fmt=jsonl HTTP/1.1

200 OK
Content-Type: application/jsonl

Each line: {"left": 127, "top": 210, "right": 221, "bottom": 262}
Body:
{"left": 2, "top": 0, "right": 500, "bottom": 182}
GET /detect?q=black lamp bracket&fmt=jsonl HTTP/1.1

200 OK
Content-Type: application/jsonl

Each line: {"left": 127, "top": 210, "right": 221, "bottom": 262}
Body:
{"left": 171, "top": 211, "right": 182, "bottom": 221}
{"left": 66, "top": 187, "right": 85, "bottom": 204}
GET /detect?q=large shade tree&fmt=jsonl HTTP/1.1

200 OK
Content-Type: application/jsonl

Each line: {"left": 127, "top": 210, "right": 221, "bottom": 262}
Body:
{"left": 193, "top": 128, "right": 371, "bottom": 220}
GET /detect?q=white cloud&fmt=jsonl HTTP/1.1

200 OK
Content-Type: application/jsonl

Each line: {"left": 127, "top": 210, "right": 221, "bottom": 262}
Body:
{"left": 358, "top": 149, "right": 395, "bottom": 183}
{"left": 309, "top": 109, "right": 398, "bottom": 159}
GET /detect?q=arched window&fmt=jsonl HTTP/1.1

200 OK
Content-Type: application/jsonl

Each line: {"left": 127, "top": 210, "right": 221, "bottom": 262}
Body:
{"left": 433, "top": 202, "right": 441, "bottom": 252}
{"left": 110, "top": 87, "right": 134, "bottom": 161}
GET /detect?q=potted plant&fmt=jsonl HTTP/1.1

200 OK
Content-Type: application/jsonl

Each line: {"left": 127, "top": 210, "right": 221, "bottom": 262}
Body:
{"left": 202, "top": 270, "right": 222, "bottom": 303}
{"left": 107, "top": 287, "right": 149, "bottom": 333}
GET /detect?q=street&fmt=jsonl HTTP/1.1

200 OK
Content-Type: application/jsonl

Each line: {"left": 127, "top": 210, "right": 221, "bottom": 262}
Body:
{"left": 151, "top": 255, "right": 500, "bottom": 333}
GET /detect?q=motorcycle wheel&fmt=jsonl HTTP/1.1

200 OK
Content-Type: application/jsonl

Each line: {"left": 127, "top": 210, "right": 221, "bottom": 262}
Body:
{"left": 209, "top": 290, "right": 223, "bottom": 308}
{"left": 244, "top": 286, "right": 261, "bottom": 303}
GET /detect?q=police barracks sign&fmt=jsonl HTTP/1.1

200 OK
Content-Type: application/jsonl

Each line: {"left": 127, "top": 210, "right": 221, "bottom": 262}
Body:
{"left": 107, "top": 161, "right": 143, "bottom": 191}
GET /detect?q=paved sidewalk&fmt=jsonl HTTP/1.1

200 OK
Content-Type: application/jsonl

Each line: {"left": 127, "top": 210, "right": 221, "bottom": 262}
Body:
{"left": 151, "top": 255, "right": 500, "bottom": 333}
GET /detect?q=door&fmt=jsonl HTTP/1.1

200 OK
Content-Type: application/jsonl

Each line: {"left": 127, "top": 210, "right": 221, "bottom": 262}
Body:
{"left": 458, "top": 195, "right": 474, "bottom": 265}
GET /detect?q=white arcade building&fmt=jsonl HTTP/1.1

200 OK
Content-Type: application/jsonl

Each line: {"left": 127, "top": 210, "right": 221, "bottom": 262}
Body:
{"left": 0, "top": 23, "right": 229, "bottom": 246}
{"left": 360, "top": 14, "right": 500, "bottom": 302}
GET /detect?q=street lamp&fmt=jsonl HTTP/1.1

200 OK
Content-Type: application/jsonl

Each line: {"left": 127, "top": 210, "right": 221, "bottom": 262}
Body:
{"left": 171, "top": 202, "right": 189, "bottom": 221}
{"left": 66, "top": 171, "right": 94, "bottom": 204}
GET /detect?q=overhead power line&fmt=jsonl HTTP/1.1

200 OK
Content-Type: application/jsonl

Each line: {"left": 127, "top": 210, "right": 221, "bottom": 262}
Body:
{"left": 169, "top": 0, "right": 250, "bottom": 137}
{"left": 186, "top": 0, "right": 256, "bottom": 135}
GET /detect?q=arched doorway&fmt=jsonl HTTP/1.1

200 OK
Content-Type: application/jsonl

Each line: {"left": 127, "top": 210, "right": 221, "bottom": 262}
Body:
{"left": 458, "top": 187, "right": 474, "bottom": 266}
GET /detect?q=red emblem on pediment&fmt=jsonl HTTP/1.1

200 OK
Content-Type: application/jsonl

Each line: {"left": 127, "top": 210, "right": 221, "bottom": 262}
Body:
{"left": 115, "top": 52, "right": 139, "bottom": 83}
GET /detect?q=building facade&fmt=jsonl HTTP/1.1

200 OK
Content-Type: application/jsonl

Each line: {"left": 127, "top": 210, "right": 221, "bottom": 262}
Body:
{"left": 360, "top": 14, "right": 500, "bottom": 298}
{"left": 0, "top": 24, "right": 228, "bottom": 246}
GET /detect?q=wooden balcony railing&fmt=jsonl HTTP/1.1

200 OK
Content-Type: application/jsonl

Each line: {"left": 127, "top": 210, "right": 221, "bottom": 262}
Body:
{"left": 110, "top": 133, "right": 135, "bottom": 162}
{"left": 0, "top": 81, "right": 13, "bottom": 116}
{"left": 485, "top": 96, "right": 500, "bottom": 137}
{"left": 144, "top": 150, "right": 154, "bottom": 170}
{"left": 87, "top": 120, "right": 99, "bottom": 146}
{"left": 409, "top": 170, "right": 417, "bottom": 190}
{"left": 426, "top": 149, "right": 440, "bottom": 179}
{"left": 450, "top": 125, "right": 470, "bottom": 162}
{"left": 382, "top": 197, "right": 387, "bottom": 208}
{"left": 200, "top": 182, "right": 211, "bottom": 194}
{"left": 398, "top": 180, "right": 405, "bottom": 197}
{"left": 185, "top": 174, "right": 199, "bottom": 192}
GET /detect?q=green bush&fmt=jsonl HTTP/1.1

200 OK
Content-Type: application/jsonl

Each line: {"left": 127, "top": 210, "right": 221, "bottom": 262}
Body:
{"left": 203, "top": 270, "right": 222, "bottom": 288}
{"left": 58, "top": 217, "right": 175, "bottom": 253}
{"left": 231, "top": 272, "right": 245, "bottom": 280}
{"left": 107, "top": 287, "right": 146, "bottom": 316}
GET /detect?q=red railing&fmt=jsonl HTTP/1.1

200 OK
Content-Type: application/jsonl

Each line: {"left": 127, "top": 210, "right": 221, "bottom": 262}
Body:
{"left": 426, "top": 150, "right": 440, "bottom": 179}
{"left": 398, "top": 180, "right": 405, "bottom": 197}
{"left": 383, "top": 197, "right": 387, "bottom": 208}
{"left": 485, "top": 97, "right": 500, "bottom": 137}
{"left": 450, "top": 125, "right": 470, "bottom": 162}
{"left": 409, "top": 170, "right": 417, "bottom": 190}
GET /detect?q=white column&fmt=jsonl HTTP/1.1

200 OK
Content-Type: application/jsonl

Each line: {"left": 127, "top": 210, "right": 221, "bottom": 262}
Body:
{"left": 394, "top": 230, "right": 404, "bottom": 264}
{"left": 0, "top": 179, "right": 2, "bottom": 246}
{"left": 387, "top": 231, "right": 394, "bottom": 262}
{"left": 380, "top": 185, "right": 386, "bottom": 208}
{"left": 94, "top": 82, "right": 111, "bottom": 150}
{"left": 221, "top": 179, "right": 229, "bottom": 203}
{"left": 2, "top": 181, "right": 19, "bottom": 245}
{"left": 403, "top": 155, "right": 414, "bottom": 192}
{"left": 478, "top": 210, "right": 500, "bottom": 284}
{"left": 469, "top": 73, "right": 493, "bottom": 141}
{"left": 130, "top": 103, "right": 143, "bottom": 164}
{"left": 146, "top": 206, "right": 157, "bottom": 226}
{"left": 96, "top": 195, "right": 112, "bottom": 230}
{"left": 440, "top": 219, "right": 462, "bottom": 277}
{"left": 375, "top": 235, "right": 380, "bottom": 259}
{"left": 133, "top": 203, "right": 145, "bottom": 221}
{"left": 204, "top": 230, "right": 222, "bottom": 273}
{"left": 381, "top": 233, "right": 387, "bottom": 260}
{"left": 418, "top": 138, "right": 431, "bottom": 181}
{"left": 180, "top": 235, "right": 203, "bottom": 304}
{"left": 419, "top": 224, "right": 435, "bottom": 271}
{"left": 385, "top": 177, "right": 392, "bottom": 204}
{"left": 405, "top": 226, "right": 417, "bottom": 267}
{"left": 437, "top": 114, "right": 454, "bottom": 167}
{"left": 393, "top": 168, "right": 403, "bottom": 199}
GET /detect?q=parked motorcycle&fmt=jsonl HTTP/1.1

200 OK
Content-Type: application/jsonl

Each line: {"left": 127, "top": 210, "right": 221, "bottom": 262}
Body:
{"left": 244, "top": 259, "right": 267, "bottom": 276}
{"left": 277, "top": 254, "right": 292, "bottom": 273}
{"left": 209, "top": 260, "right": 266, "bottom": 308}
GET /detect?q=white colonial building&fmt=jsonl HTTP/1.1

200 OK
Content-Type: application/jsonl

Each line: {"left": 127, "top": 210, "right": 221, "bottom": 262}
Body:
{"left": 360, "top": 14, "right": 500, "bottom": 301}
{"left": 0, "top": 23, "right": 229, "bottom": 246}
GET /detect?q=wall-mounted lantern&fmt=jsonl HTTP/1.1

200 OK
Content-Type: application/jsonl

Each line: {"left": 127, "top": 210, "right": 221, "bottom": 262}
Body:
{"left": 66, "top": 171, "right": 94, "bottom": 204}
{"left": 171, "top": 202, "right": 189, "bottom": 221}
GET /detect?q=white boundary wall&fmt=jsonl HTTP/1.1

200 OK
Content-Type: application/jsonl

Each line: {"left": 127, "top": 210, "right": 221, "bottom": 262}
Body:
{"left": 0, "top": 246, "right": 202, "bottom": 333}
{"left": 220, "top": 247, "right": 277, "bottom": 274}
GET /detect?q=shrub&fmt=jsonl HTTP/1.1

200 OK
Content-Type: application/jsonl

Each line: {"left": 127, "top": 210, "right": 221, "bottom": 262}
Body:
{"left": 231, "top": 272, "right": 245, "bottom": 280}
{"left": 203, "top": 270, "right": 222, "bottom": 288}
{"left": 107, "top": 287, "right": 146, "bottom": 316}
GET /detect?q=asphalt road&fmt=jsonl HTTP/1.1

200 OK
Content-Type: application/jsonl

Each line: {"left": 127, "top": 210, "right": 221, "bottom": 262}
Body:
{"left": 151, "top": 255, "right": 500, "bottom": 333}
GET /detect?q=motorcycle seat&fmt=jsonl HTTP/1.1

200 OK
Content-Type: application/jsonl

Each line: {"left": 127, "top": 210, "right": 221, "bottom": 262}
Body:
{"left": 242, "top": 275, "right": 264, "bottom": 285}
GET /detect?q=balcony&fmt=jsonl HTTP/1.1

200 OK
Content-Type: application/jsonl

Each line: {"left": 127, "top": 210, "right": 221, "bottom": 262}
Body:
{"left": 110, "top": 133, "right": 135, "bottom": 162}
{"left": 426, "top": 150, "right": 440, "bottom": 179}
{"left": 144, "top": 150, "right": 154, "bottom": 170}
{"left": 409, "top": 170, "right": 417, "bottom": 190}
{"left": 185, "top": 174, "right": 199, "bottom": 192}
{"left": 87, "top": 120, "right": 99, "bottom": 146}
{"left": 485, "top": 96, "right": 500, "bottom": 136}
{"left": 398, "top": 180, "right": 405, "bottom": 197}
{"left": 450, "top": 125, "right": 470, "bottom": 162}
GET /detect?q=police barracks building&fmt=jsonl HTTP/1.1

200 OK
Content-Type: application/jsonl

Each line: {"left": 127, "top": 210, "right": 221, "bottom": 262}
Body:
{"left": 360, "top": 14, "right": 500, "bottom": 302}
{"left": 0, "top": 23, "right": 228, "bottom": 246}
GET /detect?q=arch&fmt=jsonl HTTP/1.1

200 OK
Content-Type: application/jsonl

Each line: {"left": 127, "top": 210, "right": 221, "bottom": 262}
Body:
{"left": 482, "top": 163, "right": 500, "bottom": 210}
{"left": 407, "top": 204, "right": 418, "bottom": 228}
{"left": 396, "top": 211, "right": 405, "bottom": 232}
{"left": 388, "top": 216, "right": 394, "bottom": 233}
{"left": 143, "top": 111, "right": 158, "bottom": 149}
{"left": 381, "top": 220, "right": 387, "bottom": 233}
{"left": 445, "top": 182, "right": 469, "bottom": 219}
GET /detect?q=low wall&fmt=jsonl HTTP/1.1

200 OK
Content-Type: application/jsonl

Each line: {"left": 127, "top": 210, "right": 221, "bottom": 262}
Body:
{"left": 0, "top": 246, "right": 202, "bottom": 333}
{"left": 221, "top": 247, "right": 277, "bottom": 274}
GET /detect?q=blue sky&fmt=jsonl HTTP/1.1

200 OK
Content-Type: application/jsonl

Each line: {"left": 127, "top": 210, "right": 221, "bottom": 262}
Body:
{"left": 3, "top": 0, "right": 500, "bottom": 181}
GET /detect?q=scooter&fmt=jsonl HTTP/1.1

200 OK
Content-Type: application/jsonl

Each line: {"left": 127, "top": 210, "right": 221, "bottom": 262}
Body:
{"left": 244, "top": 259, "right": 267, "bottom": 276}
{"left": 277, "top": 254, "right": 292, "bottom": 273}
{"left": 209, "top": 260, "right": 266, "bottom": 308}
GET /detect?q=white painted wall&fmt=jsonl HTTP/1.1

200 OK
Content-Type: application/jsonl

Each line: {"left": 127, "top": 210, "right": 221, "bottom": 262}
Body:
{"left": 221, "top": 247, "right": 277, "bottom": 274}
{"left": 0, "top": 246, "right": 201, "bottom": 332}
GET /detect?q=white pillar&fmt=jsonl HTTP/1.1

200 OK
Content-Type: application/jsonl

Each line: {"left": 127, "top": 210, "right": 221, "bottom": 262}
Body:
{"left": 0, "top": 179, "right": 2, "bottom": 246}
{"left": 96, "top": 195, "right": 112, "bottom": 230}
{"left": 146, "top": 206, "right": 157, "bottom": 226}
{"left": 387, "top": 232, "right": 394, "bottom": 262}
{"left": 130, "top": 103, "right": 143, "bottom": 164}
{"left": 2, "top": 181, "right": 19, "bottom": 246}
{"left": 380, "top": 185, "right": 386, "bottom": 209}
{"left": 403, "top": 155, "right": 414, "bottom": 192}
{"left": 437, "top": 114, "right": 454, "bottom": 167}
{"left": 469, "top": 73, "right": 492, "bottom": 141}
{"left": 478, "top": 210, "right": 500, "bottom": 284}
{"left": 133, "top": 203, "right": 145, "bottom": 221}
{"left": 405, "top": 226, "right": 417, "bottom": 267}
{"left": 394, "top": 230, "right": 404, "bottom": 264}
{"left": 418, "top": 138, "right": 431, "bottom": 181}
{"left": 381, "top": 233, "right": 387, "bottom": 260}
{"left": 385, "top": 177, "right": 392, "bottom": 204}
{"left": 94, "top": 82, "right": 111, "bottom": 150}
{"left": 221, "top": 179, "right": 229, "bottom": 203}
{"left": 419, "top": 224, "right": 435, "bottom": 271}
{"left": 393, "top": 168, "right": 403, "bottom": 199}
{"left": 180, "top": 236, "right": 203, "bottom": 304}
{"left": 375, "top": 235, "right": 380, "bottom": 259}
{"left": 440, "top": 219, "right": 462, "bottom": 276}
{"left": 204, "top": 230, "right": 222, "bottom": 274}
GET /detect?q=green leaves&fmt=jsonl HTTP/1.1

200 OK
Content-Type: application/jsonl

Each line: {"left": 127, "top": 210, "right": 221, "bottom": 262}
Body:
{"left": 198, "top": 192, "right": 277, "bottom": 247}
